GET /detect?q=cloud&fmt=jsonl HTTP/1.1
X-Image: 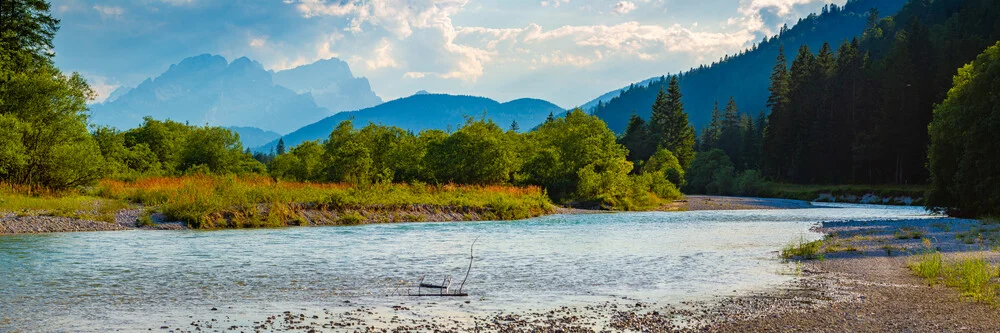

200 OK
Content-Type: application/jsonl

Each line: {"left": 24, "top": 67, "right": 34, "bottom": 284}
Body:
{"left": 730, "top": 0, "right": 826, "bottom": 34}
{"left": 541, "top": 0, "right": 570, "bottom": 7}
{"left": 611, "top": 1, "right": 636, "bottom": 14}
{"left": 93, "top": 5, "right": 124, "bottom": 19}
{"left": 249, "top": 36, "right": 268, "bottom": 48}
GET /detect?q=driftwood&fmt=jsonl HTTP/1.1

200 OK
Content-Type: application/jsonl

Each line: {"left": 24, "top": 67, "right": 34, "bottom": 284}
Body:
{"left": 408, "top": 237, "right": 478, "bottom": 297}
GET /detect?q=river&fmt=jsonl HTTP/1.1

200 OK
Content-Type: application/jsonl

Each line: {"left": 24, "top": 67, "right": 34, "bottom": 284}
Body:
{"left": 0, "top": 202, "right": 935, "bottom": 331}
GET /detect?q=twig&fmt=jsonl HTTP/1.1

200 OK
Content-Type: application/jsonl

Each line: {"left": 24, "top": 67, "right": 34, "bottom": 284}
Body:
{"left": 458, "top": 236, "right": 479, "bottom": 294}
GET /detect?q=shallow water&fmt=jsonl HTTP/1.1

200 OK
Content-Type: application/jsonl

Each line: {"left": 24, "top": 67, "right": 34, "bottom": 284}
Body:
{"left": 0, "top": 202, "right": 933, "bottom": 331}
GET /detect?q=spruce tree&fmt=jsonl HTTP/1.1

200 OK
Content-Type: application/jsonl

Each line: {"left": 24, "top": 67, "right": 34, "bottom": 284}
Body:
{"left": 762, "top": 46, "right": 790, "bottom": 180}
{"left": 618, "top": 113, "right": 654, "bottom": 164}
{"left": 649, "top": 76, "right": 696, "bottom": 169}
{"left": 276, "top": 138, "right": 286, "bottom": 155}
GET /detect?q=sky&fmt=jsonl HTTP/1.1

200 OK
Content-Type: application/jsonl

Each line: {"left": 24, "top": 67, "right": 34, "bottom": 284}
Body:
{"left": 51, "top": 0, "right": 843, "bottom": 108}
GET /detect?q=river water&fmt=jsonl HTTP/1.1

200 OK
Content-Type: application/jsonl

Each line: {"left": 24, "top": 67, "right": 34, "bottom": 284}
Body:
{"left": 0, "top": 202, "right": 934, "bottom": 331}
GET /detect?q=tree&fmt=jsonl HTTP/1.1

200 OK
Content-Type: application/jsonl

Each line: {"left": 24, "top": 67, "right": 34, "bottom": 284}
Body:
{"left": 762, "top": 46, "right": 791, "bottom": 180}
{"left": 717, "top": 97, "right": 743, "bottom": 168}
{"left": 927, "top": 41, "right": 1000, "bottom": 217}
{"left": 426, "top": 118, "right": 518, "bottom": 185}
{"left": 648, "top": 76, "right": 696, "bottom": 168}
{"left": 276, "top": 138, "right": 286, "bottom": 155}
{"left": 0, "top": 45, "right": 105, "bottom": 188}
{"left": 509, "top": 120, "right": 520, "bottom": 132}
{"left": 617, "top": 113, "right": 654, "bottom": 165}
{"left": 685, "top": 149, "right": 735, "bottom": 195}
{"left": 0, "top": 0, "right": 60, "bottom": 64}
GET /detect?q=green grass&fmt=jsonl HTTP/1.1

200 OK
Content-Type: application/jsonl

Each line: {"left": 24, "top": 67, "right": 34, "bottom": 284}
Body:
{"left": 908, "top": 246, "right": 1000, "bottom": 305}
{"left": 762, "top": 183, "right": 927, "bottom": 203}
{"left": 781, "top": 237, "right": 825, "bottom": 260}
{"left": 94, "top": 175, "right": 555, "bottom": 229}
{"left": 0, "top": 184, "right": 129, "bottom": 222}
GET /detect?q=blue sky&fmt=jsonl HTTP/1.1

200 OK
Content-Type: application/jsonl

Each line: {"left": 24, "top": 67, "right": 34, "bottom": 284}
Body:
{"left": 51, "top": 0, "right": 842, "bottom": 108}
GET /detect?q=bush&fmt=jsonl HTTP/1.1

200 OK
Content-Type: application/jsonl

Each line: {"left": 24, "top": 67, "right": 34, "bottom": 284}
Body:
{"left": 686, "top": 149, "right": 736, "bottom": 195}
{"left": 927, "top": 41, "right": 1000, "bottom": 217}
{"left": 733, "top": 170, "right": 767, "bottom": 196}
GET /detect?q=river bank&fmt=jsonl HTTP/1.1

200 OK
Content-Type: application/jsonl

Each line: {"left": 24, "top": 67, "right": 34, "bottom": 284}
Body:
{"left": 0, "top": 195, "right": 813, "bottom": 235}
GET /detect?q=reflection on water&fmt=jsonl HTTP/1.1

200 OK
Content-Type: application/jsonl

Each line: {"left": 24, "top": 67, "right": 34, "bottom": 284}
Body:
{"left": 0, "top": 203, "right": 932, "bottom": 331}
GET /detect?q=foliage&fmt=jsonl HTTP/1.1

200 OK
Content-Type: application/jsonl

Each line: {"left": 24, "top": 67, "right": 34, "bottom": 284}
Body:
{"left": 0, "top": 44, "right": 105, "bottom": 189}
{"left": 685, "top": 149, "right": 736, "bottom": 195}
{"left": 762, "top": 0, "right": 1000, "bottom": 185}
{"left": 927, "top": 41, "right": 1000, "bottom": 217}
{"left": 95, "top": 176, "right": 554, "bottom": 229}
{"left": 648, "top": 77, "right": 697, "bottom": 169}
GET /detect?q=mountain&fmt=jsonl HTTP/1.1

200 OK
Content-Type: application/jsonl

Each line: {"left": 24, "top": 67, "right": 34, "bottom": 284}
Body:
{"left": 88, "top": 55, "right": 381, "bottom": 134}
{"left": 256, "top": 94, "right": 564, "bottom": 152}
{"left": 226, "top": 126, "right": 282, "bottom": 149}
{"left": 272, "top": 58, "right": 382, "bottom": 113}
{"left": 584, "top": 0, "right": 908, "bottom": 133}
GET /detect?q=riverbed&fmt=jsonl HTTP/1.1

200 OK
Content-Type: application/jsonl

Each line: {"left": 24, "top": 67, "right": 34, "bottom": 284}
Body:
{"left": 0, "top": 202, "right": 935, "bottom": 332}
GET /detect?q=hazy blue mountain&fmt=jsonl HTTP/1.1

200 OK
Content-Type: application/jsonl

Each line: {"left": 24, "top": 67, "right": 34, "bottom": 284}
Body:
{"left": 256, "top": 94, "right": 563, "bottom": 152}
{"left": 226, "top": 126, "right": 282, "bottom": 149}
{"left": 272, "top": 58, "right": 382, "bottom": 113}
{"left": 89, "top": 54, "right": 329, "bottom": 133}
{"left": 583, "top": 0, "right": 907, "bottom": 133}
{"left": 103, "top": 85, "right": 131, "bottom": 104}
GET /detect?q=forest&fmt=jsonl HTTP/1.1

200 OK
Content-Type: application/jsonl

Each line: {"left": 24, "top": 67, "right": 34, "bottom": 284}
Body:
{"left": 2, "top": 0, "right": 999, "bottom": 220}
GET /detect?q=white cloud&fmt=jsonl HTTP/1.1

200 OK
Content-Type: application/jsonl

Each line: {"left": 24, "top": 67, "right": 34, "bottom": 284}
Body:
{"left": 249, "top": 36, "right": 268, "bottom": 48}
{"left": 611, "top": 1, "right": 637, "bottom": 14}
{"left": 81, "top": 73, "right": 120, "bottom": 103}
{"left": 730, "top": 0, "right": 827, "bottom": 34}
{"left": 541, "top": 0, "right": 570, "bottom": 7}
{"left": 93, "top": 5, "right": 124, "bottom": 19}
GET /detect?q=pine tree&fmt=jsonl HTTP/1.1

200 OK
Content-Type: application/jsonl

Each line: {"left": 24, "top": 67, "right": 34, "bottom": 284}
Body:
{"left": 649, "top": 76, "right": 696, "bottom": 168}
{"left": 276, "top": 138, "right": 286, "bottom": 155}
{"left": 545, "top": 112, "right": 555, "bottom": 123}
{"left": 718, "top": 97, "right": 743, "bottom": 168}
{"left": 762, "top": 46, "right": 791, "bottom": 180}
{"left": 618, "top": 113, "right": 654, "bottom": 165}
{"left": 509, "top": 120, "right": 520, "bottom": 132}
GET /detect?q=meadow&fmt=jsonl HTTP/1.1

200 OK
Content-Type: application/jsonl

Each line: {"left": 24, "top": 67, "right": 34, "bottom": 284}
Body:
{"left": 1, "top": 176, "right": 555, "bottom": 229}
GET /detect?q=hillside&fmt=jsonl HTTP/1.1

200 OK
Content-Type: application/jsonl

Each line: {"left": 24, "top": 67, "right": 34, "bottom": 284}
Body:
{"left": 256, "top": 94, "right": 564, "bottom": 152}
{"left": 585, "top": 0, "right": 908, "bottom": 133}
{"left": 88, "top": 55, "right": 381, "bottom": 134}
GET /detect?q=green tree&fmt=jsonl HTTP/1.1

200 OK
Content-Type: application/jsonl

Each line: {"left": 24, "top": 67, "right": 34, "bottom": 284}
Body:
{"left": 685, "top": 149, "right": 736, "bottom": 195}
{"left": 0, "top": 0, "right": 60, "bottom": 64}
{"left": 0, "top": 45, "right": 104, "bottom": 188}
{"left": 618, "top": 113, "right": 654, "bottom": 165}
{"left": 648, "top": 76, "right": 696, "bottom": 168}
{"left": 426, "top": 118, "right": 517, "bottom": 185}
{"left": 927, "top": 41, "right": 1000, "bottom": 217}
{"left": 276, "top": 138, "right": 286, "bottom": 155}
{"left": 762, "top": 46, "right": 791, "bottom": 180}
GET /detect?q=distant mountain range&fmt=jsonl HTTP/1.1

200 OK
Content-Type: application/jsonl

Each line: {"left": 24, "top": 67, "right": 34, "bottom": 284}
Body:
{"left": 256, "top": 94, "right": 564, "bottom": 152}
{"left": 88, "top": 54, "right": 383, "bottom": 135}
{"left": 583, "top": 0, "right": 908, "bottom": 133}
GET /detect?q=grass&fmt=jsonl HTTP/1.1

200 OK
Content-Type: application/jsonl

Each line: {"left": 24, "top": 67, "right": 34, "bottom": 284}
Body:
{"left": 908, "top": 241, "right": 1000, "bottom": 305}
{"left": 762, "top": 183, "right": 927, "bottom": 203}
{"left": 92, "top": 175, "right": 555, "bottom": 229}
{"left": 0, "top": 183, "right": 129, "bottom": 222}
{"left": 895, "top": 227, "right": 926, "bottom": 240}
{"left": 781, "top": 237, "right": 825, "bottom": 260}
